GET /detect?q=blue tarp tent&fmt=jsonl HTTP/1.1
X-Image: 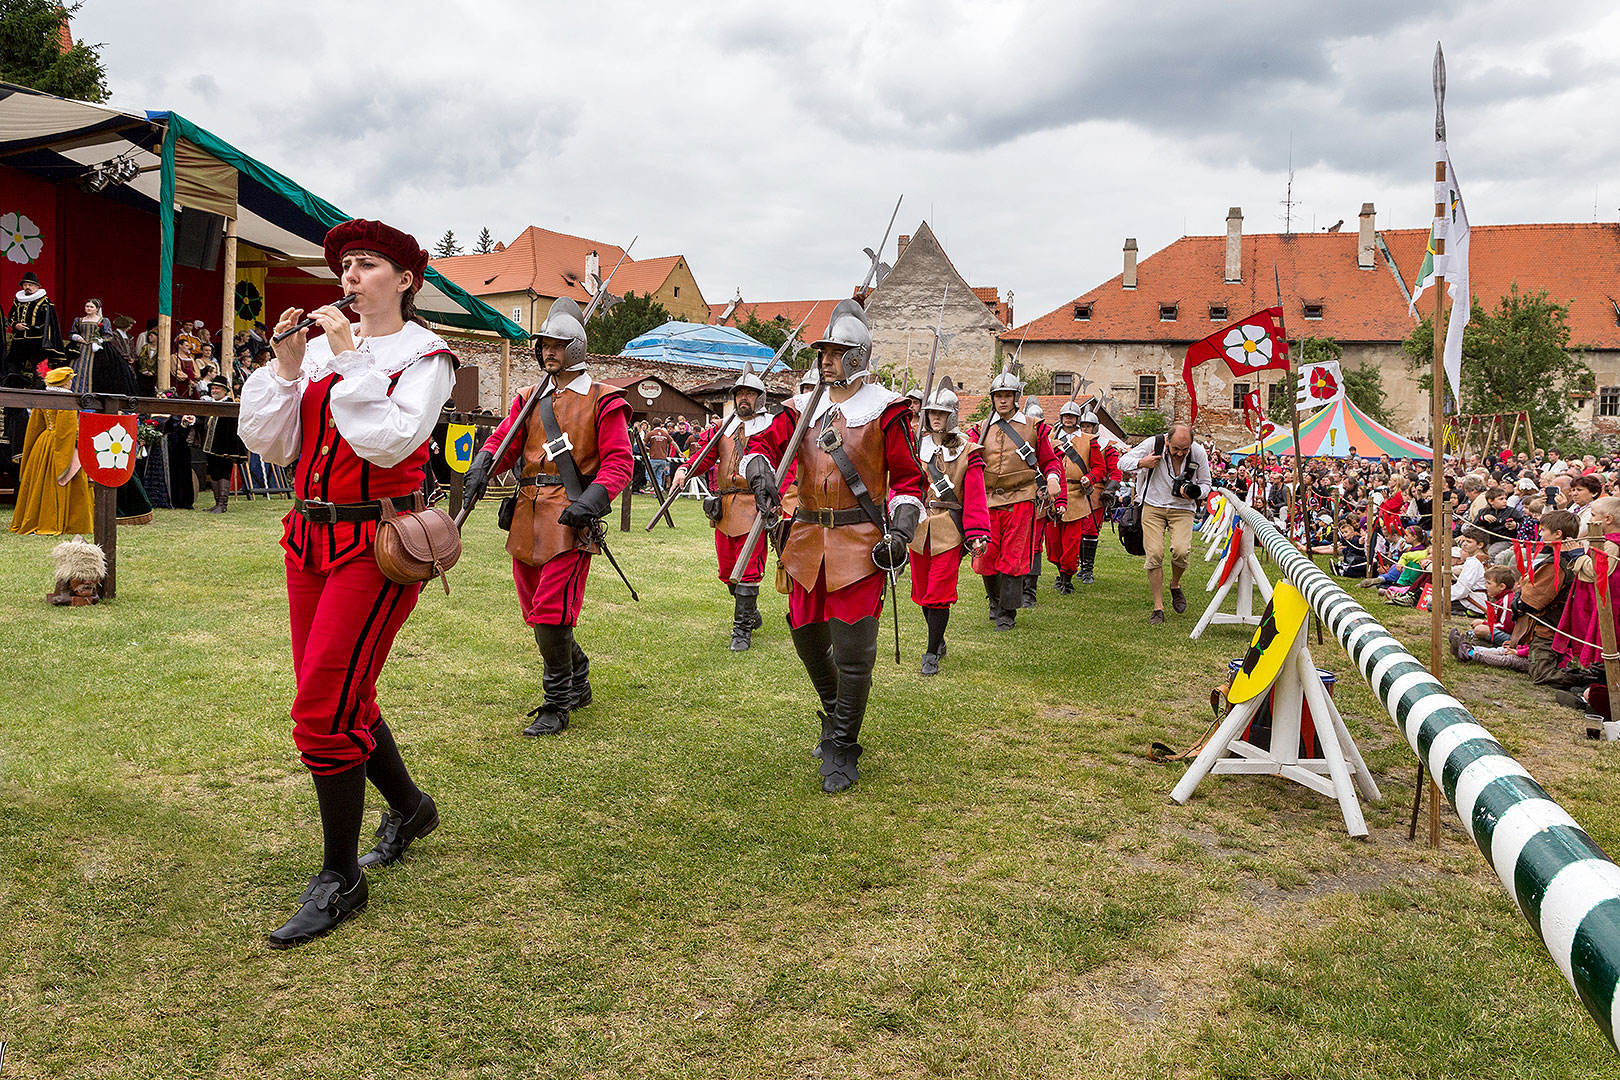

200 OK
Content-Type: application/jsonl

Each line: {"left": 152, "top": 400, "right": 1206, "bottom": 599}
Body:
{"left": 620, "top": 322, "right": 783, "bottom": 371}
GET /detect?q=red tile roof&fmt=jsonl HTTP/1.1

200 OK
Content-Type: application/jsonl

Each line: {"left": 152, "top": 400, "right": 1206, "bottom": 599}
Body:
{"left": 709, "top": 299, "right": 840, "bottom": 343}
{"left": 972, "top": 286, "right": 1013, "bottom": 326}
{"left": 1006, "top": 223, "right": 1620, "bottom": 350}
{"left": 430, "top": 226, "right": 681, "bottom": 303}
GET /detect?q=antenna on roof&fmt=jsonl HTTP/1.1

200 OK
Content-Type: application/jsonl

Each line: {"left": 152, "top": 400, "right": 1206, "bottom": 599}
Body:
{"left": 1278, "top": 133, "right": 1301, "bottom": 235}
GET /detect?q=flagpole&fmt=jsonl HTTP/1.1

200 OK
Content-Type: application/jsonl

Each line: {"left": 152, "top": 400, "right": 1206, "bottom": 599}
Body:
{"left": 1424, "top": 48, "right": 1450, "bottom": 850}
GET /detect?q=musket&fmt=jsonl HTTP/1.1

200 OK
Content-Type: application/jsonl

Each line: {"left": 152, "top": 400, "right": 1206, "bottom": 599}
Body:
{"left": 454, "top": 237, "right": 636, "bottom": 529}
{"left": 631, "top": 424, "right": 675, "bottom": 529}
{"left": 645, "top": 303, "right": 821, "bottom": 532}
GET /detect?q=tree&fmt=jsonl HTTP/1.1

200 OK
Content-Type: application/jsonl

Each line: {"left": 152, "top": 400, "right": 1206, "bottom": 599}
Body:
{"left": 587, "top": 291, "right": 671, "bottom": 356}
{"left": 1258, "top": 337, "right": 1392, "bottom": 427}
{"left": 434, "top": 230, "right": 462, "bottom": 258}
{"left": 474, "top": 227, "right": 495, "bottom": 255}
{"left": 733, "top": 309, "right": 814, "bottom": 370}
{"left": 1402, "top": 284, "right": 1593, "bottom": 445}
{"left": 0, "top": 0, "right": 108, "bottom": 102}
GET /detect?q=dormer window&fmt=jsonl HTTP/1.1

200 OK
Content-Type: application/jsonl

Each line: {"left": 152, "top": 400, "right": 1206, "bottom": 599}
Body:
{"left": 1208, "top": 304, "right": 1228, "bottom": 322}
{"left": 1159, "top": 303, "right": 1178, "bottom": 322}
{"left": 1073, "top": 303, "right": 1092, "bottom": 321}
{"left": 1303, "top": 302, "right": 1324, "bottom": 320}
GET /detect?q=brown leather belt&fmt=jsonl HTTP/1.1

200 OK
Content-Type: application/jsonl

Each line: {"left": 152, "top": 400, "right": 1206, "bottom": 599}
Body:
{"left": 294, "top": 495, "right": 417, "bottom": 524}
{"left": 793, "top": 506, "right": 871, "bottom": 527}
{"left": 518, "top": 474, "right": 569, "bottom": 488}
{"left": 927, "top": 500, "right": 963, "bottom": 512}
{"left": 715, "top": 486, "right": 750, "bottom": 495}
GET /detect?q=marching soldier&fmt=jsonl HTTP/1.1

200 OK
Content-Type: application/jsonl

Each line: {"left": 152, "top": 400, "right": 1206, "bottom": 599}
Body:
{"left": 911, "top": 380, "right": 990, "bottom": 674}
{"left": 464, "top": 298, "right": 634, "bottom": 737}
{"left": 671, "top": 364, "right": 787, "bottom": 650}
{"left": 971, "top": 373, "right": 1062, "bottom": 630}
{"left": 1046, "top": 402, "right": 1122, "bottom": 590}
{"left": 744, "top": 300, "right": 925, "bottom": 793}
{"left": 1020, "top": 395, "right": 1047, "bottom": 608}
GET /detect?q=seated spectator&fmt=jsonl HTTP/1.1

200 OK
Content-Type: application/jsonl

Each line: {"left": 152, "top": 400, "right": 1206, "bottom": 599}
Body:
{"left": 1568, "top": 474, "right": 1601, "bottom": 527}
{"left": 1453, "top": 564, "right": 1529, "bottom": 670}
{"left": 1508, "top": 509, "right": 1589, "bottom": 688}
{"left": 1334, "top": 520, "right": 1368, "bottom": 577}
{"left": 1451, "top": 529, "right": 1490, "bottom": 617}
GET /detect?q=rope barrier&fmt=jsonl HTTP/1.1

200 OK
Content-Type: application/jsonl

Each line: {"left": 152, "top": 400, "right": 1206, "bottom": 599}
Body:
{"left": 1226, "top": 496, "right": 1620, "bottom": 1052}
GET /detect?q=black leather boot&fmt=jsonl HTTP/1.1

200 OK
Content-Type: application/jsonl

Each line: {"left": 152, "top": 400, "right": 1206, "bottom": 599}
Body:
{"left": 822, "top": 616, "right": 878, "bottom": 793}
{"left": 995, "top": 573, "right": 1020, "bottom": 631}
{"left": 1080, "top": 538, "right": 1098, "bottom": 585}
{"left": 731, "top": 584, "right": 760, "bottom": 651}
{"left": 207, "top": 479, "right": 228, "bottom": 513}
{"left": 984, "top": 574, "right": 998, "bottom": 620}
{"left": 1022, "top": 551, "right": 1041, "bottom": 607}
{"left": 1055, "top": 572, "right": 1074, "bottom": 594}
{"left": 570, "top": 639, "right": 592, "bottom": 709}
{"left": 791, "top": 621, "right": 838, "bottom": 758}
{"left": 523, "top": 624, "right": 575, "bottom": 736}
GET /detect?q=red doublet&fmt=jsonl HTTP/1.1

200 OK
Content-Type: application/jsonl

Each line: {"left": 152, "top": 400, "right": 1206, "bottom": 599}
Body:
{"left": 912, "top": 447, "right": 990, "bottom": 607}
{"left": 282, "top": 369, "right": 439, "bottom": 774}
{"left": 483, "top": 383, "right": 634, "bottom": 626}
{"left": 1045, "top": 436, "right": 1121, "bottom": 568}
{"left": 747, "top": 396, "right": 923, "bottom": 628}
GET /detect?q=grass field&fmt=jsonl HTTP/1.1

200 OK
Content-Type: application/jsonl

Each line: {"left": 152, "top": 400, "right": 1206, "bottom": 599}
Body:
{"left": 2, "top": 498, "right": 1617, "bottom": 1078}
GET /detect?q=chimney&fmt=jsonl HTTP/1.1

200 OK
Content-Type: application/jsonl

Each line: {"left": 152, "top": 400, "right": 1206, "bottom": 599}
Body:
{"left": 1122, "top": 238, "right": 1138, "bottom": 289}
{"left": 897, "top": 234, "right": 910, "bottom": 260}
{"left": 1358, "top": 202, "right": 1376, "bottom": 269}
{"left": 1225, "top": 207, "right": 1243, "bottom": 283}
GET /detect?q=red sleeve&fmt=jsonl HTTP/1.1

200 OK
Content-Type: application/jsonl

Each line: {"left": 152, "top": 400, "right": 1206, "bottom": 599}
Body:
{"left": 592, "top": 395, "right": 634, "bottom": 498}
{"left": 961, "top": 451, "right": 990, "bottom": 540}
{"left": 745, "top": 405, "right": 798, "bottom": 466}
{"left": 1036, "top": 422, "right": 1065, "bottom": 508}
{"left": 880, "top": 402, "right": 924, "bottom": 503}
{"left": 683, "top": 421, "right": 723, "bottom": 473}
{"left": 1095, "top": 444, "right": 1122, "bottom": 484}
{"left": 480, "top": 390, "right": 529, "bottom": 474}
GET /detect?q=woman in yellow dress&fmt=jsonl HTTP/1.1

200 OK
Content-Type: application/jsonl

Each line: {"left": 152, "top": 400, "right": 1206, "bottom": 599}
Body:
{"left": 9, "top": 366, "right": 93, "bottom": 536}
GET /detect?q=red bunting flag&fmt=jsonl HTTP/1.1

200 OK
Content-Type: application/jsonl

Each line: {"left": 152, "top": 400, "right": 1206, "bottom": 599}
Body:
{"left": 1182, "top": 306, "right": 1291, "bottom": 424}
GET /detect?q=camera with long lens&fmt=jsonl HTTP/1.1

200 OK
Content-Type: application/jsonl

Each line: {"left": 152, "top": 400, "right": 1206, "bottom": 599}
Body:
{"left": 1171, "top": 462, "right": 1204, "bottom": 502}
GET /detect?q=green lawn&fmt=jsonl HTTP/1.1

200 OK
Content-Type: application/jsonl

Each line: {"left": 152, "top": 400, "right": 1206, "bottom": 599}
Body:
{"left": 2, "top": 499, "right": 1615, "bottom": 1078}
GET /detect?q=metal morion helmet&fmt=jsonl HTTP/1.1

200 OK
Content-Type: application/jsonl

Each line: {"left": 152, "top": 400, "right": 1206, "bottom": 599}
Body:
{"left": 1078, "top": 407, "right": 1101, "bottom": 427}
{"left": 731, "top": 360, "right": 766, "bottom": 397}
{"left": 1058, "top": 397, "right": 1085, "bottom": 420}
{"left": 1023, "top": 395, "right": 1044, "bottom": 420}
{"left": 988, "top": 371, "right": 1023, "bottom": 396}
{"left": 798, "top": 369, "right": 818, "bottom": 394}
{"left": 922, "top": 378, "right": 961, "bottom": 433}
{"left": 534, "top": 297, "right": 589, "bottom": 370}
{"left": 812, "top": 298, "right": 872, "bottom": 384}
{"left": 905, "top": 386, "right": 926, "bottom": 405}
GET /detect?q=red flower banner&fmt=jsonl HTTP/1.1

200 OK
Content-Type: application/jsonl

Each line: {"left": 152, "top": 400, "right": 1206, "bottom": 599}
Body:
{"left": 1182, "top": 306, "right": 1290, "bottom": 424}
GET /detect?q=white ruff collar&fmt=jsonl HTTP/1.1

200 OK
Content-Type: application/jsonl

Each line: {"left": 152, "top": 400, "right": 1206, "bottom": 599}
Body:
{"left": 792, "top": 380, "right": 898, "bottom": 428}
{"left": 920, "top": 434, "right": 968, "bottom": 463}
{"left": 736, "top": 412, "right": 772, "bottom": 436}
{"left": 304, "top": 321, "right": 451, "bottom": 379}
{"left": 16, "top": 287, "right": 46, "bottom": 302}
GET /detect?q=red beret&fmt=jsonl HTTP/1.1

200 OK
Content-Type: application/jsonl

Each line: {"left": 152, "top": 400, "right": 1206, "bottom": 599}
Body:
{"left": 323, "top": 219, "right": 429, "bottom": 288}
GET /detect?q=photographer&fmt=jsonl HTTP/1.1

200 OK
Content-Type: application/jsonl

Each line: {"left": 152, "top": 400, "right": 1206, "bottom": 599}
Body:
{"left": 1119, "top": 423, "right": 1212, "bottom": 624}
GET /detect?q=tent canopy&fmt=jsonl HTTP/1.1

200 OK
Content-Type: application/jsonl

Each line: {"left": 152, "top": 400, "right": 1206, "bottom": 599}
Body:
{"left": 1230, "top": 396, "right": 1432, "bottom": 460}
{"left": 620, "top": 321, "right": 785, "bottom": 371}
{"left": 0, "top": 83, "right": 523, "bottom": 338}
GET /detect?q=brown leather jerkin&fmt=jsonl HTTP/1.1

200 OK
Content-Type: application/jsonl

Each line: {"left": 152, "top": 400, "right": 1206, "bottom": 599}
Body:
{"left": 506, "top": 380, "right": 623, "bottom": 567}
{"left": 782, "top": 405, "right": 889, "bottom": 593}
{"left": 978, "top": 415, "right": 1040, "bottom": 508}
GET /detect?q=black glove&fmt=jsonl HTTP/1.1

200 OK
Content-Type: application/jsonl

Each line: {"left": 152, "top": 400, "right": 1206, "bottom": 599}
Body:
{"left": 702, "top": 494, "right": 722, "bottom": 522}
{"left": 872, "top": 502, "right": 921, "bottom": 571}
{"left": 558, "top": 482, "right": 611, "bottom": 529}
{"left": 744, "top": 454, "right": 781, "bottom": 518}
{"left": 464, "top": 449, "right": 494, "bottom": 505}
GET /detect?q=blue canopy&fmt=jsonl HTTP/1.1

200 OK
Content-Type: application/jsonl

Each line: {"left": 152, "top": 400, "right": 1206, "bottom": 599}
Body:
{"left": 620, "top": 321, "right": 783, "bottom": 371}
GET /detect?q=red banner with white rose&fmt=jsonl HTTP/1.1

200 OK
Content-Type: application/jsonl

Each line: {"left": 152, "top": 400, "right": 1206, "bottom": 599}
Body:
{"left": 78, "top": 412, "right": 139, "bottom": 487}
{"left": 1181, "top": 306, "right": 1290, "bottom": 424}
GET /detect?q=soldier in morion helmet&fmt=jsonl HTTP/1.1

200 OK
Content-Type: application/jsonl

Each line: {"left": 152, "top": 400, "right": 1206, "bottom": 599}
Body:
{"left": 744, "top": 300, "right": 925, "bottom": 793}
{"left": 464, "top": 298, "right": 634, "bottom": 737}
{"left": 910, "top": 381, "right": 990, "bottom": 675}
{"left": 971, "top": 372, "right": 1062, "bottom": 630}
{"left": 1019, "top": 395, "right": 1048, "bottom": 608}
{"left": 1046, "top": 402, "right": 1122, "bottom": 591}
{"left": 671, "top": 364, "right": 790, "bottom": 651}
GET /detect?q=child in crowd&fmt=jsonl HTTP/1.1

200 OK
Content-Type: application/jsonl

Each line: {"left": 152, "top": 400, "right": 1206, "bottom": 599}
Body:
{"left": 1506, "top": 510, "right": 1589, "bottom": 688}
{"left": 1451, "top": 529, "right": 1490, "bottom": 617}
{"left": 1453, "top": 564, "right": 1528, "bottom": 670}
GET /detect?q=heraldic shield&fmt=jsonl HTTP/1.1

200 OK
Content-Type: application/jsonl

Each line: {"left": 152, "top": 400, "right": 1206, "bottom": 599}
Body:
{"left": 78, "top": 413, "right": 139, "bottom": 487}
{"left": 445, "top": 422, "right": 476, "bottom": 473}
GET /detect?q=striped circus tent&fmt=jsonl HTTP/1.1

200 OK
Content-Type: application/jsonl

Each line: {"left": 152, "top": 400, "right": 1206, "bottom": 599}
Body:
{"left": 1230, "top": 396, "right": 1431, "bottom": 460}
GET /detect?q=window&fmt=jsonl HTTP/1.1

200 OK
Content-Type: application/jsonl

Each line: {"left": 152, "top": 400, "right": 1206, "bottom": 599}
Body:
{"left": 512, "top": 306, "right": 523, "bottom": 324}
{"left": 1268, "top": 381, "right": 1288, "bottom": 412}
{"left": 1138, "top": 375, "right": 1158, "bottom": 410}
{"left": 1303, "top": 302, "right": 1324, "bottom": 320}
{"left": 673, "top": 286, "right": 681, "bottom": 298}
{"left": 1159, "top": 303, "right": 1178, "bottom": 322}
{"left": 1053, "top": 372, "right": 1074, "bottom": 395}
{"left": 1073, "top": 303, "right": 1092, "bottom": 320}
{"left": 1600, "top": 386, "right": 1620, "bottom": 417}
{"left": 1209, "top": 304, "right": 1228, "bottom": 322}
{"left": 1232, "top": 381, "right": 1250, "bottom": 410}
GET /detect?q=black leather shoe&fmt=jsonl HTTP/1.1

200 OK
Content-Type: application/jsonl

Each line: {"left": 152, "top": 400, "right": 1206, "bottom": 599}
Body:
{"left": 522, "top": 705, "right": 569, "bottom": 736}
{"left": 1148, "top": 609, "right": 1165, "bottom": 625}
{"left": 1171, "top": 587, "right": 1187, "bottom": 614}
{"left": 920, "top": 652, "right": 940, "bottom": 676}
{"left": 357, "top": 793, "right": 439, "bottom": 869}
{"left": 266, "top": 870, "right": 367, "bottom": 949}
{"left": 820, "top": 743, "right": 861, "bottom": 793}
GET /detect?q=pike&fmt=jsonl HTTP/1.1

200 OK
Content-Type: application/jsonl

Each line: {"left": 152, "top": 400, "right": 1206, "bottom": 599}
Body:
{"left": 455, "top": 237, "right": 636, "bottom": 530}
{"left": 631, "top": 424, "right": 676, "bottom": 529}
{"left": 645, "top": 303, "right": 822, "bottom": 532}
{"left": 912, "top": 284, "right": 949, "bottom": 451}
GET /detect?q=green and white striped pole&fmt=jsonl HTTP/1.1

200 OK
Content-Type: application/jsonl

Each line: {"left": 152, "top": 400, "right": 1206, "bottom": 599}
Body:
{"left": 1228, "top": 497, "right": 1620, "bottom": 1051}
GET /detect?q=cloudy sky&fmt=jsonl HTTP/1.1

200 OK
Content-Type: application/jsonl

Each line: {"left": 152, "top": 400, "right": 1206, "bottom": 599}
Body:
{"left": 77, "top": 0, "right": 1620, "bottom": 325}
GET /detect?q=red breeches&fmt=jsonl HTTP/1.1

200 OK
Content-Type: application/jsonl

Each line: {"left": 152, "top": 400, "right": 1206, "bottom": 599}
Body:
{"left": 286, "top": 554, "right": 421, "bottom": 775}
{"left": 788, "top": 566, "right": 886, "bottom": 628}
{"left": 1045, "top": 520, "right": 1085, "bottom": 573}
{"left": 910, "top": 545, "right": 965, "bottom": 606}
{"left": 714, "top": 528, "right": 767, "bottom": 584}
{"left": 513, "top": 551, "right": 592, "bottom": 627}
{"left": 971, "top": 501, "right": 1038, "bottom": 577}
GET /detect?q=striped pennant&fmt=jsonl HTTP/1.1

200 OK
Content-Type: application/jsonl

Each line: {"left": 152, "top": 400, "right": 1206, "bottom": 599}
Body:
{"left": 1228, "top": 498, "right": 1620, "bottom": 1051}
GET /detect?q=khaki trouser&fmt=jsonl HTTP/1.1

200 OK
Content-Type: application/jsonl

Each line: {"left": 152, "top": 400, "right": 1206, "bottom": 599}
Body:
{"left": 1141, "top": 503, "right": 1193, "bottom": 574}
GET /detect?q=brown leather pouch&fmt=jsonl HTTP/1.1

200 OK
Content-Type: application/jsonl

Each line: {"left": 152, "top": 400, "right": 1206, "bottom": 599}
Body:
{"left": 375, "top": 493, "right": 462, "bottom": 594}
